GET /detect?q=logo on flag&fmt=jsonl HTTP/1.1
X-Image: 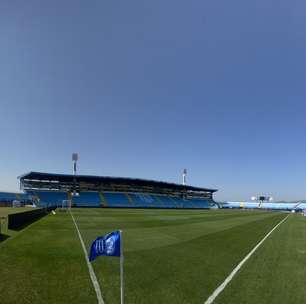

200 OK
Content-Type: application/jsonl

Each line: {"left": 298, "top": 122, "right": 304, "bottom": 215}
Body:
{"left": 89, "top": 231, "right": 121, "bottom": 261}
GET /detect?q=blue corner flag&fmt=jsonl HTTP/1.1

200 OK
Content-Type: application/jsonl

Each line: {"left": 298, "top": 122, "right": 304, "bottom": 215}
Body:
{"left": 89, "top": 231, "right": 121, "bottom": 262}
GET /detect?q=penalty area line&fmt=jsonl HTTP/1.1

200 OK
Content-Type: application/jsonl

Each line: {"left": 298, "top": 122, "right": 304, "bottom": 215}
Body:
{"left": 70, "top": 210, "right": 105, "bottom": 304}
{"left": 204, "top": 214, "right": 290, "bottom": 304}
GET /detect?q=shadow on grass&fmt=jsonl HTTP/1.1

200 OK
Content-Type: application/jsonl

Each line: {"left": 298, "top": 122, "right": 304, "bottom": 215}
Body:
{"left": 9, "top": 214, "right": 46, "bottom": 231}
{"left": 8, "top": 209, "right": 50, "bottom": 231}
{"left": 0, "top": 234, "right": 10, "bottom": 242}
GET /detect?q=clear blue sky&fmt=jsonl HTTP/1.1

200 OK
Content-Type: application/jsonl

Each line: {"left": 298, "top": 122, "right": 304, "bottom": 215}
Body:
{"left": 1, "top": 0, "right": 306, "bottom": 201}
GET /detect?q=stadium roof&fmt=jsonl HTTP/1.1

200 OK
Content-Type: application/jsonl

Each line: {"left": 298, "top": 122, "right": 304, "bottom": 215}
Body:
{"left": 19, "top": 171, "right": 217, "bottom": 193}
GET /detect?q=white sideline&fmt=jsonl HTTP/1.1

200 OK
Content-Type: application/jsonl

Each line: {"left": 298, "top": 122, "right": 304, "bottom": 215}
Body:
{"left": 204, "top": 214, "right": 290, "bottom": 304}
{"left": 70, "top": 211, "right": 105, "bottom": 304}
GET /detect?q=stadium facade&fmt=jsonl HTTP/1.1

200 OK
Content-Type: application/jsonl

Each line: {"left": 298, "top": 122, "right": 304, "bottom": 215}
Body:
{"left": 18, "top": 172, "right": 219, "bottom": 209}
{"left": 0, "top": 192, "right": 31, "bottom": 206}
{"left": 222, "top": 201, "right": 306, "bottom": 211}
{"left": 1, "top": 172, "right": 305, "bottom": 211}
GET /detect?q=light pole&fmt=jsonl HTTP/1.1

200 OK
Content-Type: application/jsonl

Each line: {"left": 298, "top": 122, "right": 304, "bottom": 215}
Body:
{"left": 251, "top": 195, "right": 273, "bottom": 208}
{"left": 72, "top": 153, "right": 79, "bottom": 196}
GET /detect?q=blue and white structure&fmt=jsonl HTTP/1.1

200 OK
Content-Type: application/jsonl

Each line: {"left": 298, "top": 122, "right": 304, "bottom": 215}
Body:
{"left": 18, "top": 171, "right": 219, "bottom": 209}
{"left": 223, "top": 200, "right": 306, "bottom": 212}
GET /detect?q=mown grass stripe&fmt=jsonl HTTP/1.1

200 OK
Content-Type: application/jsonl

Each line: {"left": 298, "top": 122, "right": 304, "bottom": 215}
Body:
{"left": 70, "top": 210, "right": 105, "bottom": 304}
{"left": 204, "top": 214, "right": 290, "bottom": 304}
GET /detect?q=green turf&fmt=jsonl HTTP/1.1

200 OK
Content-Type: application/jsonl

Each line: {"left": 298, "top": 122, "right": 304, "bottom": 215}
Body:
{"left": 0, "top": 208, "right": 297, "bottom": 304}
{"left": 214, "top": 214, "right": 306, "bottom": 304}
{"left": 0, "top": 207, "right": 36, "bottom": 217}
{"left": 0, "top": 209, "right": 97, "bottom": 304}
{"left": 0, "top": 207, "right": 42, "bottom": 239}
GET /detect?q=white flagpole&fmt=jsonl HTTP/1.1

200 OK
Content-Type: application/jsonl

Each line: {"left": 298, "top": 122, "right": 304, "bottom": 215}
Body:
{"left": 120, "top": 230, "right": 124, "bottom": 304}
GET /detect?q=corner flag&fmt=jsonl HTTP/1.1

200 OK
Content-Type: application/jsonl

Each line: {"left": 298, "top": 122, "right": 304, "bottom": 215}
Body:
{"left": 89, "top": 231, "right": 121, "bottom": 261}
{"left": 89, "top": 230, "right": 124, "bottom": 304}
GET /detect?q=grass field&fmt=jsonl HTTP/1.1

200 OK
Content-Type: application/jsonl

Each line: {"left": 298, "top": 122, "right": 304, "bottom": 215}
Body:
{"left": 0, "top": 207, "right": 36, "bottom": 217}
{"left": 0, "top": 208, "right": 304, "bottom": 304}
{"left": 0, "top": 207, "right": 39, "bottom": 240}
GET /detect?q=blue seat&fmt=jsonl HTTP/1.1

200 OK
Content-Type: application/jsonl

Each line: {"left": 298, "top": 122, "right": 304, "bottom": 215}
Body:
{"left": 104, "top": 192, "right": 130, "bottom": 207}
{"left": 72, "top": 192, "right": 101, "bottom": 207}
{"left": 129, "top": 193, "right": 154, "bottom": 208}
{"left": 0, "top": 192, "right": 18, "bottom": 201}
{"left": 32, "top": 191, "right": 68, "bottom": 206}
{"left": 24, "top": 190, "right": 218, "bottom": 209}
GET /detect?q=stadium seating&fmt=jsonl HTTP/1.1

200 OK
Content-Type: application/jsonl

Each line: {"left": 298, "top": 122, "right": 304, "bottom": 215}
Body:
{"left": 6, "top": 189, "right": 306, "bottom": 211}
{"left": 191, "top": 199, "right": 212, "bottom": 209}
{"left": 222, "top": 201, "right": 306, "bottom": 211}
{"left": 29, "top": 191, "right": 68, "bottom": 206}
{"left": 296, "top": 203, "right": 306, "bottom": 210}
{"left": 0, "top": 192, "right": 31, "bottom": 203}
{"left": 129, "top": 193, "right": 157, "bottom": 207}
{"left": 71, "top": 192, "right": 101, "bottom": 207}
{"left": 260, "top": 202, "right": 296, "bottom": 210}
{"left": 0, "top": 192, "right": 20, "bottom": 201}
{"left": 29, "top": 190, "right": 218, "bottom": 209}
{"left": 103, "top": 192, "right": 131, "bottom": 207}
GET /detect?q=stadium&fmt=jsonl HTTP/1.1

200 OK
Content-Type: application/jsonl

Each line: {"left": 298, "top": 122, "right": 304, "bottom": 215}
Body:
{"left": 18, "top": 171, "right": 219, "bottom": 209}
{"left": 0, "top": 164, "right": 305, "bottom": 304}
{"left": 1, "top": 2, "right": 306, "bottom": 303}
{"left": 1, "top": 169, "right": 305, "bottom": 212}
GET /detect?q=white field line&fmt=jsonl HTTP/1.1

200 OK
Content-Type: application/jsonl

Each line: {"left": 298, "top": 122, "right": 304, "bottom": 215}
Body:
{"left": 70, "top": 211, "right": 105, "bottom": 304}
{"left": 204, "top": 214, "right": 290, "bottom": 304}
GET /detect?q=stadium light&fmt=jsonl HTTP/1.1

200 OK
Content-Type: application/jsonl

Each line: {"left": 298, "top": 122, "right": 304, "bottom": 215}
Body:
{"left": 182, "top": 169, "right": 187, "bottom": 185}
{"left": 72, "top": 153, "right": 79, "bottom": 198}
{"left": 251, "top": 195, "right": 272, "bottom": 201}
{"left": 72, "top": 153, "right": 79, "bottom": 176}
{"left": 251, "top": 195, "right": 273, "bottom": 206}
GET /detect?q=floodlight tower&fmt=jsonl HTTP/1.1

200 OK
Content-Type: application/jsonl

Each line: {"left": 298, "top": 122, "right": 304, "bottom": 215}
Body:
{"left": 72, "top": 153, "right": 79, "bottom": 176}
{"left": 72, "top": 153, "right": 79, "bottom": 197}
{"left": 182, "top": 169, "right": 187, "bottom": 185}
{"left": 251, "top": 195, "right": 273, "bottom": 208}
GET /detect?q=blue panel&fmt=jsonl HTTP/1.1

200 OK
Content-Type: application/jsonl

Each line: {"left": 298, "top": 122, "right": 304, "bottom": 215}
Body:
{"left": 129, "top": 193, "right": 159, "bottom": 208}
{"left": 72, "top": 192, "right": 101, "bottom": 207}
{"left": 104, "top": 192, "right": 130, "bottom": 207}
{"left": 225, "top": 201, "right": 302, "bottom": 211}
{"left": 296, "top": 203, "right": 306, "bottom": 210}
{"left": 34, "top": 191, "right": 68, "bottom": 206}
{"left": 21, "top": 190, "right": 218, "bottom": 209}
{"left": 0, "top": 192, "right": 32, "bottom": 203}
{"left": 190, "top": 199, "right": 211, "bottom": 209}
{"left": 0, "top": 192, "right": 17, "bottom": 200}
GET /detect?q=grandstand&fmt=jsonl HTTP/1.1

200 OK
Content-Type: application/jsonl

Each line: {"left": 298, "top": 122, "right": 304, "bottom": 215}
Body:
{"left": 19, "top": 172, "right": 219, "bottom": 209}
{"left": 0, "top": 191, "right": 32, "bottom": 207}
